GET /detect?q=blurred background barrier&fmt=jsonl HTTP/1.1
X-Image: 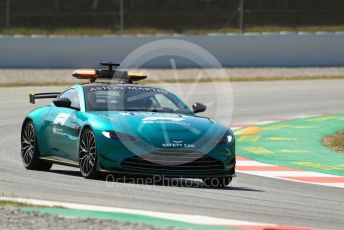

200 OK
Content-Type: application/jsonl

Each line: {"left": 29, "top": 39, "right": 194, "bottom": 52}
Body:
{"left": 1, "top": 0, "right": 344, "bottom": 35}
{"left": 1, "top": 0, "right": 344, "bottom": 68}
{"left": 1, "top": 33, "right": 344, "bottom": 68}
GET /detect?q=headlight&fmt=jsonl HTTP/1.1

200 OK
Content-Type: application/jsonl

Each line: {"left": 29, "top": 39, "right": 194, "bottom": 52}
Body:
{"left": 218, "top": 132, "right": 234, "bottom": 145}
{"left": 102, "top": 131, "right": 136, "bottom": 141}
{"left": 226, "top": 134, "right": 233, "bottom": 143}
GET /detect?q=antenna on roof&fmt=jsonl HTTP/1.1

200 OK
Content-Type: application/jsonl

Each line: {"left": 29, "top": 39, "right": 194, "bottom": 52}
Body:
{"left": 100, "top": 62, "right": 120, "bottom": 71}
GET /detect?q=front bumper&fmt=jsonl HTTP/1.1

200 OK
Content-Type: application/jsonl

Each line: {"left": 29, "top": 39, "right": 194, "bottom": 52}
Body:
{"left": 95, "top": 131, "right": 236, "bottom": 178}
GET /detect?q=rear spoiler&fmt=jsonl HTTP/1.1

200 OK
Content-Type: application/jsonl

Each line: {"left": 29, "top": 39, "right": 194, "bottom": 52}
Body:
{"left": 29, "top": 92, "right": 60, "bottom": 104}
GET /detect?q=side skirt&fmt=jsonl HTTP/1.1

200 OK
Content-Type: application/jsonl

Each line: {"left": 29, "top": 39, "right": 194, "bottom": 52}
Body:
{"left": 39, "top": 156, "right": 79, "bottom": 168}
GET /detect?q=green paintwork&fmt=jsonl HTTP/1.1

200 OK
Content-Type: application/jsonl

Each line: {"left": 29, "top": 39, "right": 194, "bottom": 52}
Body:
{"left": 236, "top": 114, "right": 344, "bottom": 176}
{"left": 23, "top": 83, "right": 235, "bottom": 178}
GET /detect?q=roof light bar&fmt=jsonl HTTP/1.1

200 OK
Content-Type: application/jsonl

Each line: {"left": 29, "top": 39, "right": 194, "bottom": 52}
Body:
{"left": 72, "top": 62, "right": 147, "bottom": 83}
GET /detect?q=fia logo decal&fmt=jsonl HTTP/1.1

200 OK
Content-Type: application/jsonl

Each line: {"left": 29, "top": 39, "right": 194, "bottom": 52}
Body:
{"left": 53, "top": 113, "right": 71, "bottom": 125}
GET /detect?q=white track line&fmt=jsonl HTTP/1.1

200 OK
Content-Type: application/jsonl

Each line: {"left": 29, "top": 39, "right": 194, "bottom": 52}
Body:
{"left": 236, "top": 157, "right": 344, "bottom": 188}
{"left": 314, "top": 183, "right": 344, "bottom": 188}
{"left": 236, "top": 160, "right": 272, "bottom": 167}
{"left": 238, "top": 170, "right": 340, "bottom": 177}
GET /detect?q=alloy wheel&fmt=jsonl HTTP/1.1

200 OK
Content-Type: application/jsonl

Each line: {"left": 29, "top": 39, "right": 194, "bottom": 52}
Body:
{"left": 21, "top": 123, "right": 35, "bottom": 166}
{"left": 79, "top": 129, "right": 97, "bottom": 177}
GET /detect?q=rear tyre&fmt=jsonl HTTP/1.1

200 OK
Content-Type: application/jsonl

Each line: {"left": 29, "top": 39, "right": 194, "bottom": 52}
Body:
{"left": 21, "top": 121, "right": 52, "bottom": 171}
{"left": 79, "top": 127, "right": 100, "bottom": 179}
{"left": 202, "top": 177, "right": 232, "bottom": 188}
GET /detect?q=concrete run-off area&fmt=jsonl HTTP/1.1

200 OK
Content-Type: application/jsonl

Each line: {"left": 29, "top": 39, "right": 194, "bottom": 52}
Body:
{"left": 1, "top": 68, "right": 344, "bottom": 86}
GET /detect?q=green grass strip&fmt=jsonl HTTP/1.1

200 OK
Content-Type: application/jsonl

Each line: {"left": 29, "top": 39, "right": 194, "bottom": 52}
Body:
{"left": 236, "top": 114, "right": 344, "bottom": 176}
{"left": 19, "top": 207, "right": 239, "bottom": 230}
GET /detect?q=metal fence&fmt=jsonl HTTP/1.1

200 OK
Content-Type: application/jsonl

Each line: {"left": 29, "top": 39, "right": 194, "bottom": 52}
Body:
{"left": 1, "top": 0, "right": 344, "bottom": 34}
{"left": 2, "top": 0, "right": 125, "bottom": 33}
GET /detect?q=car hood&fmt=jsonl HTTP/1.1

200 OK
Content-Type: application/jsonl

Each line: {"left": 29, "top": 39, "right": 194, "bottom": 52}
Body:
{"left": 90, "top": 111, "right": 227, "bottom": 150}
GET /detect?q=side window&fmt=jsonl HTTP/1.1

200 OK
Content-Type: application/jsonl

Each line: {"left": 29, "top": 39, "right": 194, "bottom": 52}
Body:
{"left": 154, "top": 94, "right": 178, "bottom": 111}
{"left": 58, "top": 88, "right": 80, "bottom": 109}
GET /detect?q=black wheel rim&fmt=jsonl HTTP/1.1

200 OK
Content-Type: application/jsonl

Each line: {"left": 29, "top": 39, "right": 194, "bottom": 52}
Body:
{"left": 79, "top": 130, "right": 96, "bottom": 176}
{"left": 21, "top": 123, "right": 35, "bottom": 166}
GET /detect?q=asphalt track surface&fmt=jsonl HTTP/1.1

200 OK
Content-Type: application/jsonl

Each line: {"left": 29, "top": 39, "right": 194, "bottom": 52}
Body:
{"left": 1, "top": 80, "right": 344, "bottom": 229}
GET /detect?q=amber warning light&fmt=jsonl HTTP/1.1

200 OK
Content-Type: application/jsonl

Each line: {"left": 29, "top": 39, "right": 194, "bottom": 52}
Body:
{"left": 72, "top": 69, "right": 97, "bottom": 79}
{"left": 72, "top": 62, "right": 147, "bottom": 83}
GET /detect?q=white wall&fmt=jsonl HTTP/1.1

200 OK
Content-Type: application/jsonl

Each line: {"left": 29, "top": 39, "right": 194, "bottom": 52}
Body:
{"left": 1, "top": 33, "right": 344, "bottom": 68}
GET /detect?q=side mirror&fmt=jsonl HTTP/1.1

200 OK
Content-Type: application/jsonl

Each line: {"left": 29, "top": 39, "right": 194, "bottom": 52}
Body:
{"left": 53, "top": 98, "right": 72, "bottom": 109}
{"left": 192, "top": 102, "right": 206, "bottom": 113}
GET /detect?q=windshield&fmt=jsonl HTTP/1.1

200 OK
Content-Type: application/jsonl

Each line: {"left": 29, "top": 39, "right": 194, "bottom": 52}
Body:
{"left": 84, "top": 85, "right": 192, "bottom": 114}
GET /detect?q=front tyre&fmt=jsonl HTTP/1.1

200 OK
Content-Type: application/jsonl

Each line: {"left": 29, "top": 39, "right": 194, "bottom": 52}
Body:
{"left": 21, "top": 121, "right": 52, "bottom": 171}
{"left": 202, "top": 177, "right": 232, "bottom": 188}
{"left": 79, "top": 127, "right": 99, "bottom": 179}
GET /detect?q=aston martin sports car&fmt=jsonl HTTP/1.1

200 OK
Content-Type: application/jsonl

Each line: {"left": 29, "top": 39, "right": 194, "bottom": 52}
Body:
{"left": 21, "top": 63, "right": 236, "bottom": 187}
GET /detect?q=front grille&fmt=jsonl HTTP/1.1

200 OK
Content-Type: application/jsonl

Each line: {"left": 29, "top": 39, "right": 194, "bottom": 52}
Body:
{"left": 121, "top": 151, "right": 224, "bottom": 173}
